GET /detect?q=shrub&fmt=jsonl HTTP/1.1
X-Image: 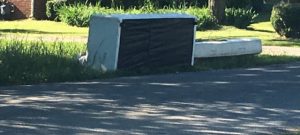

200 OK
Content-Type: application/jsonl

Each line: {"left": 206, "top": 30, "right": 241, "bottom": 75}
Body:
{"left": 154, "top": 7, "right": 219, "bottom": 30}
{"left": 66, "top": 0, "right": 208, "bottom": 9}
{"left": 225, "top": 8, "right": 258, "bottom": 29}
{"left": 57, "top": 3, "right": 123, "bottom": 27}
{"left": 57, "top": 3, "right": 218, "bottom": 30}
{"left": 250, "top": 0, "right": 265, "bottom": 12}
{"left": 185, "top": 8, "right": 218, "bottom": 30}
{"left": 227, "top": 0, "right": 264, "bottom": 12}
{"left": 57, "top": 4, "right": 93, "bottom": 27}
{"left": 227, "top": 0, "right": 251, "bottom": 8}
{"left": 271, "top": 3, "right": 300, "bottom": 38}
{"left": 46, "top": 0, "right": 67, "bottom": 21}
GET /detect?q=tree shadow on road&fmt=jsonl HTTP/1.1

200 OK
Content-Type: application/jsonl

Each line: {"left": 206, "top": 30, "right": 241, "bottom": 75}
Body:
{"left": 0, "top": 62, "right": 300, "bottom": 134}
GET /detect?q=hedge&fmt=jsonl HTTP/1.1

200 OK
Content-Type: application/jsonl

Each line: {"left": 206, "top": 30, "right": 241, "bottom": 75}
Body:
{"left": 271, "top": 3, "right": 300, "bottom": 38}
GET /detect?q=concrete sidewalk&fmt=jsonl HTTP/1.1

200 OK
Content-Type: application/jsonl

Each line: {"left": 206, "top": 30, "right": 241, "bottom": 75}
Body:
{"left": 1, "top": 62, "right": 300, "bottom": 135}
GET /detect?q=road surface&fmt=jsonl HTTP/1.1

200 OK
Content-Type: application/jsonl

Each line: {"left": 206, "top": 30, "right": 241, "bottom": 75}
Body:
{"left": 1, "top": 62, "right": 300, "bottom": 135}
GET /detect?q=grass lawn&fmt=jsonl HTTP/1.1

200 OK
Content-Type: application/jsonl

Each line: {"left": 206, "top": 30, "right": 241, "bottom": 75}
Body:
{"left": 1, "top": 39, "right": 300, "bottom": 85}
{"left": 287, "top": 130, "right": 300, "bottom": 135}
{"left": 0, "top": 19, "right": 88, "bottom": 39}
{"left": 0, "top": 40, "right": 98, "bottom": 85}
{"left": 1, "top": 19, "right": 300, "bottom": 47}
{"left": 196, "top": 13, "right": 300, "bottom": 47}
{"left": 196, "top": 21, "right": 300, "bottom": 47}
{"left": 1, "top": 17, "right": 300, "bottom": 85}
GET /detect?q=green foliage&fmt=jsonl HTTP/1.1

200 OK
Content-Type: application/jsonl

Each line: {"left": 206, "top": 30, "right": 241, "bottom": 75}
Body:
{"left": 57, "top": 2, "right": 148, "bottom": 27}
{"left": 225, "top": 8, "right": 258, "bottom": 29}
{"left": 57, "top": 3, "right": 94, "bottom": 27}
{"left": 185, "top": 8, "right": 218, "bottom": 30}
{"left": 67, "top": 0, "right": 208, "bottom": 9}
{"left": 250, "top": 0, "right": 265, "bottom": 12}
{"left": 197, "top": 21, "right": 300, "bottom": 47}
{"left": 226, "top": 0, "right": 264, "bottom": 12}
{"left": 57, "top": 3, "right": 218, "bottom": 30}
{"left": 139, "top": 0, "right": 156, "bottom": 12}
{"left": 57, "top": 3, "right": 123, "bottom": 27}
{"left": 46, "top": 0, "right": 67, "bottom": 21}
{"left": 0, "top": 39, "right": 299, "bottom": 85}
{"left": 227, "top": 0, "right": 251, "bottom": 8}
{"left": 194, "top": 54, "right": 300, "bottom": 70}
{"left": 0, "top": 40, "right": 101, "bottom": 85}
{"left": 68, "top": 0, "right": 266, "bottom": 11}
{"left": 271, "top": 3, "right": 300, "bottom": 38}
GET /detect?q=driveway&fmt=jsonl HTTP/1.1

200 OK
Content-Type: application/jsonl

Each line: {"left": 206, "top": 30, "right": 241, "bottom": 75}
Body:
{"left": 1, "top": 62, "right": 300, "bottom": 135}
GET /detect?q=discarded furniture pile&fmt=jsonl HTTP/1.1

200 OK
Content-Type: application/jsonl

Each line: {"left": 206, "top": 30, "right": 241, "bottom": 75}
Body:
{"left": 82, "top": 13, "right": 262, "bottom": 71}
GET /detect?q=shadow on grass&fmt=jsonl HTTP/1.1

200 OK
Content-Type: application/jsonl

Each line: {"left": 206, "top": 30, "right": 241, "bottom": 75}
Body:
{"left": 198, "top": 24, "right": 223, "bottom": 31}
{"left": 253, "top": 12, "right": 272, "bottom": 23}
{"left": 0, "top": 60, "right": 300, "bottom": 134}
{"left": 246, "top": 27, "right": 275, "bottom": 33}
{"left": 103, "top": 55, "right": 300, "bottom": 82}
{"left": 0, "top": 29, "right": 82, "bottom": 35}
{"left": 264, "top": 39, "right": 300, "bottom": 47}
{"left": 1, "top": 48, "right": 300, "bottom": 85}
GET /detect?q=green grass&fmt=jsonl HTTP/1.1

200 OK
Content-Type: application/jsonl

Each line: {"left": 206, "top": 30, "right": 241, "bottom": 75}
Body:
{"left": 2, "top": 19, "right": 300, "bottom": 47}
{"left": 286, "top": 130, "right": 300, "bottom": 135}
{"left": 0, "top": 19, "right": 87, "bottom": 36}
{"left": 1, "top": 39, "right": 299, "bottom": 85}
{"left": 193, "top": 55, "right": 300, "bottom": 71}
{"left": 196, "top": 21, "right": 300, "bottom": 47}
{"left": 115, "top": 55, "right": 300, "bottom": 77}
{"left": 1, "top": 13, "right": 300, "bottom": 85}
{"left": 0, "top": 40, "right": 101, "bottom": 85}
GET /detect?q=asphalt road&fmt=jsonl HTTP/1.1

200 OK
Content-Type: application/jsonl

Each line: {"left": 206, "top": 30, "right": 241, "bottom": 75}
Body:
{"left": 1, "top": 62, "right": 300, "bottom": 135}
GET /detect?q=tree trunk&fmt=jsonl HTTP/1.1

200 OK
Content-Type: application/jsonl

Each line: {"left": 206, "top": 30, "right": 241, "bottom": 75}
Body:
{"left": 209, "top": 0, "right": 226, "bottom": 23}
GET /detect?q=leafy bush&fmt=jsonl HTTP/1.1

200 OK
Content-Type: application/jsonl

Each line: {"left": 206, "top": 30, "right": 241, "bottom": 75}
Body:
{"left": 46, "top": 0, "right": 67, "bottom": 21}
{"left": 271, "top": 3, "right": 300, "bottom": 38}
{"left": 58, "top": 3, "right": 124, "bottom": 27}
{"left": 185, "top": 8, "right": 218, "bottom": 30}
{"left": 57, "top": 3, "right": 218, "bottom": 30}
{"left": 57, "top": 4, "right": 93, "bottom": 27}
{"left": 66, "top": 0, "right": 208, "bottom": 9}
{"left": 154, "top": 7, "right": 219, "bottom": 30}
{"left": 227, "top": 0, "right": 251, "bottom": 8}
{"left": 227, "top": 0, "right": 264, "bottom": 12}
{"left": 250, "top": 0, "right": 265, "bottom": 12}
{"left": 225, "top": 8, "right": 258, "bottom": 29}
{"left": 0, "top": 40, "right": 101, "bottom": 85}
